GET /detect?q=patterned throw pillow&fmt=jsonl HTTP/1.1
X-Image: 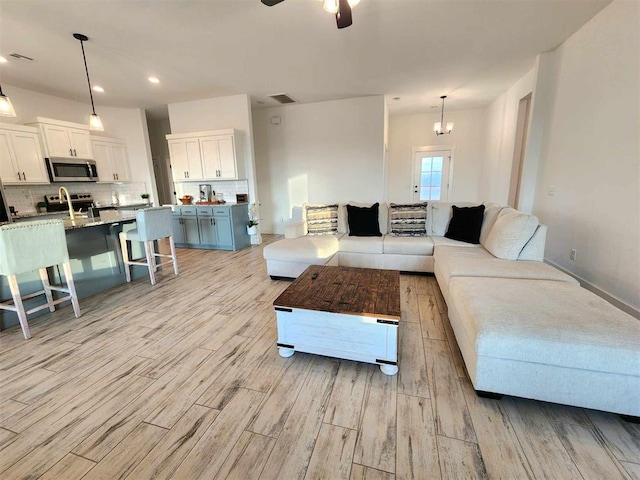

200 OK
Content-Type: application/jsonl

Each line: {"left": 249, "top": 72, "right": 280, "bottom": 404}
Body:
{"left": 306, "top": 204, "right": 339, "bottom": 235}
{"left": 389, "top": 203, "right": 428, "bottom": 236}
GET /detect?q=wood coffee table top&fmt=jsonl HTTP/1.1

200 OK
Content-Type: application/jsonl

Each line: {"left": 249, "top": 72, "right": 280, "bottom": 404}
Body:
{"left": 274, "top": 266, "right": 401, "bottom": 320}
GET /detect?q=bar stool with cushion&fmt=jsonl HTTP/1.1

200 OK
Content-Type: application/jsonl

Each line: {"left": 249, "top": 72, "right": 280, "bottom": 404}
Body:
{"left": 119, "top": 207, "right": 178, "bottom": 285}
{"left": 0, "top": 219, "right": 81, "bottom": 340}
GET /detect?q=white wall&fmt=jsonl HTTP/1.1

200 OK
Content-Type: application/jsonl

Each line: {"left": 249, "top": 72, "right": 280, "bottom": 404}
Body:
{"left": 388, "top": 108, "right": 486, "bottom": 203}
{"left": 530, "top": 0, "right": 639, "bottom": 313}
{"left": 480, "top": 69, "right": 536, "bottom": 205}
{"left": 254, "top": 96, "right": 385, "bottom": 234}
{"left": 0, "top": 84, "right": 156, "bottom": 198}
{"left": 167, "top": 94, "right": 257, "bottom": 203}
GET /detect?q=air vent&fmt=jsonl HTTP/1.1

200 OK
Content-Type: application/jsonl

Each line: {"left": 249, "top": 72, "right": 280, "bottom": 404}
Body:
{"left": 269, "top": 93, "right": 297, "bottom": 104}
{"left": 9, "top": 53, "right": 34, "bottom": 61}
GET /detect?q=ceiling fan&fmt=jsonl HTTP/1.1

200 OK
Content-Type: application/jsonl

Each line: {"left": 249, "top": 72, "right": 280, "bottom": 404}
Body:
{"left": 261, "top": 0, "right": 355, "bottom": 29}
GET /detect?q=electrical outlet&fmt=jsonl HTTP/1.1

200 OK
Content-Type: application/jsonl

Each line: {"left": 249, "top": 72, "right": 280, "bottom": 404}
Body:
{"left": 279, "top": 216, "right": 284, "bottom": 223}
{"left": 548, "top": 185, "right": 555, "bottom": 196}
{"left": 570, "top": 249, "right": 577, "bottom": 261}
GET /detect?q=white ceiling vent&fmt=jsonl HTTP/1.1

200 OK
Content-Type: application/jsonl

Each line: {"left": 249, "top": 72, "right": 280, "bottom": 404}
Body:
{"left": 269, "top": 93, "right": 296, "bottom": 104}
{"left": 9, "top": 53, "right": 34, "bottom": 61}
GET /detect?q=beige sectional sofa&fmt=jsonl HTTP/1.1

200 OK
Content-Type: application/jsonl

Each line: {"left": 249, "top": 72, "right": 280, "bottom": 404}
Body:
{"left": 263, "top": 201, "right": 640, "bottom": 417}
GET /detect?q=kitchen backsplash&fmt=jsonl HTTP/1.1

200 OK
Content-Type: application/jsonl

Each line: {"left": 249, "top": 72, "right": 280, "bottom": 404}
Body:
{"left": 173, "top": 180, "right": 249, "bottom": 203}
{"left": 4, "top": 178, "right": 250, "bottom": 214}
{"left": 4, "top": 182, "right": 151, "bottom": 215}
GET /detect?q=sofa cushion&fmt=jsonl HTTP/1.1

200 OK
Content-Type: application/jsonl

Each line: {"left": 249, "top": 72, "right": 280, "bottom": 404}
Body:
{"left": 437, "top": 255, "right": 580, "bottom": 287}
{"left": 263, "top": 234, "right": 342, "bottom": 263}
{"left": 305, "top": 204, "right": 339, "bottom": 236}
{"left": 346, "top": 203, "right": 382, "bottom": 237}
{"left": 431, "top": 236, "right": 483, "bottom": 249}
{"left": 479, "top": 203, "right": 504, "bottom": 245}
{"left": 388, "top": 203, "right": 428, "bottom": 236}
{"left": 428, "top": 201, "right": 477, "bottom": 236}
{"left": 484, "top": 208, "right": 539, "bottom": 260}
{"left": 433, "top": 244, "right": 493, "bottom": 262}
{"left": 339, "top": 235, "right": 384, "bottom": 254}
{"left": 445, "top": 205, "right": 485, "bottom": 244}
{"left": 448, "top": 277, "right": 640, "bottom": 376}
{"left": 383, "top": 236, "right": 434, "bottom": 255}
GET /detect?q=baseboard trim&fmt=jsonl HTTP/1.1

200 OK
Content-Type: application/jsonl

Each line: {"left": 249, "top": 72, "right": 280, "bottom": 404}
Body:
{"left": 544, "top": 259, "right": 640, "bottom": 320}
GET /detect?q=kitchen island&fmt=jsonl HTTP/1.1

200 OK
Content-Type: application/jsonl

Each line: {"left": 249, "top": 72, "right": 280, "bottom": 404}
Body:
{"left": 0, "top": 211, "right": 149, "bottom": 331}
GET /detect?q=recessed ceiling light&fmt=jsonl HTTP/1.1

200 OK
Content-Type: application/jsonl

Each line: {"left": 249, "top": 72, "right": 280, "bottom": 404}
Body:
{"left": 93, "top": 86, "right": 104, "bottom": 93}
{"left": 148, "top": 76, "right": 160, "bottom": 84}
{"left": 0, "top": 56, "right": 7, "bottom": 64}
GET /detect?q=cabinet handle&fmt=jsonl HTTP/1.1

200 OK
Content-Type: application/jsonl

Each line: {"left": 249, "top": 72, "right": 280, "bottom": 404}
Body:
{"left": 22, "top": 172, "right": 26, "bottom": 181}
{"left": 116, "top": 173, "right": 119, "bottom": 180}
{"left": 210, "top": 218, "right": 213, "bottom": 225}
{"left": 70, "top": 148, "right": 73, "bottom": 156}
{"left": 17, "top": 172, "right": 21, "bottom": 181}
{"left": 73, "top": 149, "right": 77, "bottom": 156}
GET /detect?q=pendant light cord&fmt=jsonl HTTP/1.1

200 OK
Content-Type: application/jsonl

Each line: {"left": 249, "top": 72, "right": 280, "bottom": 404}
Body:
{"left": 440, "top": 96, "right": 445, "bottom": 127}
{"left": 78, "top": 39, "right": 97, "bottom": 115}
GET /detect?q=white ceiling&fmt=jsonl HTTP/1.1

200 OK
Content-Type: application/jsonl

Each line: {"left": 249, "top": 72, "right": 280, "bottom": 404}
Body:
{"left": 0, "top": 0, "right": 610, "bottom": 119}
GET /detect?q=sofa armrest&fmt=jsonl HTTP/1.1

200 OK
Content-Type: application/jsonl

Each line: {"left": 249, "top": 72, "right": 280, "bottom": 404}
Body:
{"left": 518, "top": 224, "right": 546, "bottom": 261}
{"left": 284, "top": 220, "right": 307, "bottom": 239}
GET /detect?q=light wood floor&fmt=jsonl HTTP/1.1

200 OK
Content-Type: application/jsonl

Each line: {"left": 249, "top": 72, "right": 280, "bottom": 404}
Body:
{"left": 0, "top": 235, "right": 638, "bottom": 480}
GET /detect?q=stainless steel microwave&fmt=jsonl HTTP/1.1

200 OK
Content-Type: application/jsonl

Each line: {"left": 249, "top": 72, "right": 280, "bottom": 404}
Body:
{"left": 46, "top": 157, "right": 98, "bottom": 182}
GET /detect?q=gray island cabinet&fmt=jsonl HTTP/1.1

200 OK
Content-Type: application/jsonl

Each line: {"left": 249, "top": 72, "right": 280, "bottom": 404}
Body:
{"left": 172, "top": 204, "right": 250, "bottom": 251}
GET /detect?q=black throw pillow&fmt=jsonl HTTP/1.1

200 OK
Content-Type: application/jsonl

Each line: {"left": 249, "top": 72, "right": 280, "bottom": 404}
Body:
{"left": 346, "top": 203, "right": 382, "bottom": 237}
{"left": 445, "top": 204, "right": 486, "bottom": 244}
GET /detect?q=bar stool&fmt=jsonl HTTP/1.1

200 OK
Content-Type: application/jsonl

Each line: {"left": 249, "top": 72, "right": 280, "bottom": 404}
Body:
{"left": 119, "top": 207, "right": 178, "bottom": 285}
{"left": 0, "top": 219, "right": 81, "bottom": 340}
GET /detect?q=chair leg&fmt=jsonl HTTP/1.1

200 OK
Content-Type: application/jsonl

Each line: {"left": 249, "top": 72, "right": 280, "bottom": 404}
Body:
{"left": 62, "top": 261, "right": 81, "bottom": 318}
{"left": 144, "top": 241, "right": 156, "bottom": 285}
{"left": 7, "top": 275, "right": 31, "bottom": 340}
{"left": 169, "top": 235, "right": 179, "bottom": 276}
{"left": 119, "top": 233, "right": 132, "bottom": 283}
{"left": 39, "top": 268, "right": 55, "bottom": 313}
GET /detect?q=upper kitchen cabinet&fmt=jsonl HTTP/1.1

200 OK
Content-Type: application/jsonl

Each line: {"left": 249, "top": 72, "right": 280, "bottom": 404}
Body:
{"left": 90, "top": 136, "right": 131, "bottom": 182}
{"left": 26, "top": 117, "right": 93, "bottom": 159}
{"left": 166, "top": 129, "right": 244, "bottom": 182}
{"left": 167, "top": 137, "right": 203, "bottom": 181}
{"left": 0, "top": 123, "right": 49, "bottom": 185}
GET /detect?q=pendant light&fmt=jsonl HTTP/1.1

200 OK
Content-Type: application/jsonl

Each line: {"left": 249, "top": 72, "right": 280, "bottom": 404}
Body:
{"left": 0, "top": 84, "right": 16, "bottom": 117}
{"left": 73, "top": 33, "right": 104, "bottom": 132}
{"left": 434, "top": 95, "right": 453, "bottom": 136}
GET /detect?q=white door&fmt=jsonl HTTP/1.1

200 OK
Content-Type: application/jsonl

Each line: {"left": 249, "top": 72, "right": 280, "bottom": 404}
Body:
{"left": 0, "top": 131, "right": 19, "bottom": 184}
{"left": 109, "top": 142, "right": 130, "bottom": 182}
{"left": 217, "top": 135, "right": 237, "bottom": 179}
{"left": 68, "top": 128, "right": 93, "bottom": 159}
{"left": 413, "top": 150, "right": 450, "bottom": 202}
{"left": 11, "top": 131, "right": 49, "bottom": 183}
{"left": 42, "top": 124, "right": 72, "bottom": 157}
{"left": 199, "top": 136, "right": 220, "bottom": 179}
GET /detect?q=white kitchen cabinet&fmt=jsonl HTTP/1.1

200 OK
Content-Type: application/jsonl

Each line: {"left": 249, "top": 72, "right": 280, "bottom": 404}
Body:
{"left": 166, "top": 129, "right": 244, "bottom": 182}
{"left": 0, "top": 123, "right": 49, "bottom": 185}
{"left": 90, "top": 136, "right": 131, "bottom": 182}
{"left": 167, "top": 138, "right": 203, "bottom": 180}
{"left": 27, "top": 117, "right": 93, "bottom": 159}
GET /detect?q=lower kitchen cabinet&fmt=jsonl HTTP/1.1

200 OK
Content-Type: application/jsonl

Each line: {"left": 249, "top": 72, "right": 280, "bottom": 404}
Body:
{"left": 172, "top": 204, "right": 250, "bottom": 251}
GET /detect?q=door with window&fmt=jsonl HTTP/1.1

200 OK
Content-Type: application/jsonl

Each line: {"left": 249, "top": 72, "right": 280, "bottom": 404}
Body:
{"left": 413, "top": 150, "right": 450, "bottom": 202}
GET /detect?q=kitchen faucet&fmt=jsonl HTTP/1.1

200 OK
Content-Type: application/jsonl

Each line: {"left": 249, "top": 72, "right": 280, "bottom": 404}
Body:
{"left": 58, "top": 186, "right": 75, "bottom": 220}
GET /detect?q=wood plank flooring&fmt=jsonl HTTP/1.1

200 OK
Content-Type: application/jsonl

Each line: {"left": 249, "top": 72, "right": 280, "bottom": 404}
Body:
{"left": 0, "top": 235, "right": 638, "bottom": 479}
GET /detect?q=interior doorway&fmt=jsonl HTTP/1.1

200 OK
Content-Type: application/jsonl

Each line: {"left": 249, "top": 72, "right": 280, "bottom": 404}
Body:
{"left": 508, "top": 93, "right": 532, "bottom": 209}
{"left": 412, "top": 149, "right": 451, "bottom": 202}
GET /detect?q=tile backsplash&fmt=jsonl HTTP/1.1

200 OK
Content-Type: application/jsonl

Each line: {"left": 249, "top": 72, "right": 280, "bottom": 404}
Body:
{"left": 4, "top": 178, "right": 250, "bottom": 215}
{"left": 4, "top": 182, "right": 151, "bottom": 214}
{"left": 173, "top": 180, "right": 249, "bottom": 204}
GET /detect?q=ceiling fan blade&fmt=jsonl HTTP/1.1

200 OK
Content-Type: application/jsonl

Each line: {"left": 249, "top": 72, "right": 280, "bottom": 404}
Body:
{"left": 336, "top": 0, "right": 353, "bottom": 29}
{"left": 261, "top": 0, "right": 284, "bottom": 6}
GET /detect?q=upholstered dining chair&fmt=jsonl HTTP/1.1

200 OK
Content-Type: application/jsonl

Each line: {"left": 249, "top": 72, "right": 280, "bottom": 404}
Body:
{"left": 0, "top": 219, "right": 81, "bottom": 340}
{"left": 119, "top": 207, "right": 178, "bottom": 285}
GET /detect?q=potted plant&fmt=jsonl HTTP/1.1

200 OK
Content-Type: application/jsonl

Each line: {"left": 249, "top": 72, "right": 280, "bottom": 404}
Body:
{"left": 247, "top": 219, "right": 259, "bottom": 235}
{"left": 36, "top": 201, "right": 47, "bottom": 214}
{"left": 141, "top": 193, "right": 150, "bottom": 205}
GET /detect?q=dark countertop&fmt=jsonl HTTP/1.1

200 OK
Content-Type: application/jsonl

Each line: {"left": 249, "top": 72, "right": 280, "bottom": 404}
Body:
{"left": 3, "top": 211, "right": 137, "bottom": 230}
